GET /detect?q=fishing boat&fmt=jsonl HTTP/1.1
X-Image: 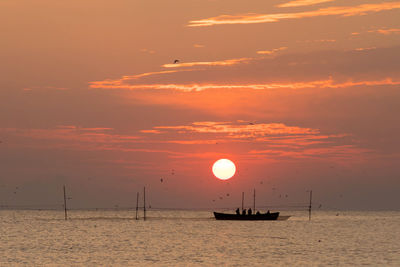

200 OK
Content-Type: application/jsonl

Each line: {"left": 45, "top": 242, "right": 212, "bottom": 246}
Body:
{"left": 213, "top": 211, "right": 280, "bottom": 220}
{"left": 213, "top": 189, "right": 291, "bottom": 221}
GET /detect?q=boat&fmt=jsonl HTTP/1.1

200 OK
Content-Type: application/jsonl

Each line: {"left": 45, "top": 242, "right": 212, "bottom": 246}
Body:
{"left": 213, "top": 189, "right": 291, "bottom": 221}
{"left": 213, "top": 211, "right": 280, "bottom": 220}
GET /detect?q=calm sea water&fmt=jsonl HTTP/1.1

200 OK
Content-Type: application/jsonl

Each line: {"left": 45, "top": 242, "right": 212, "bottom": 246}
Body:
{"left": 0, "top": 210, "right": 399, "bottom": 266}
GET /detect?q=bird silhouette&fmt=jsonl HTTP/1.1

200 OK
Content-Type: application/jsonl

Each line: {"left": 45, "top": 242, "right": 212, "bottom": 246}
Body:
{"left": 173, "top": 59, "right": 180, "bottom": 64}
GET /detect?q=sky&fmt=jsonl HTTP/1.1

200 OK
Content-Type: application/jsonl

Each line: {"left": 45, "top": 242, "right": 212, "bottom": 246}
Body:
{"left": 1, "top": 0, "right": 399, "bottom": 210}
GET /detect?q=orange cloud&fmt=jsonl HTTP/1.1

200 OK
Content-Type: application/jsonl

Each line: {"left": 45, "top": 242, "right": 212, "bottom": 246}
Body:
{"left": 297, "top": 39, "right": 336, "bottom": 43}
{"left": 277, "top": 0, "right": 334, "bottom": 8}
{"left": 257, "top": 47, "right": 288, "bottom": 55}
{"left": 368, "top": 28, "right": 400, "bottom": 35}
{"left": 140, "top": 48, "right": 156, "bottom": 54}
{"left": 0, "top": 119, "right": 370, "bottom": 163}
{"left": 162, "top": 58, "right": 251, "bottom": 68}
{"left": 188, "top": 2, "right": 400, "bottom": 27}
{"left": 22, "top": 86, "right": 68, "bottom": 91}
{"left": 154, "top": 122, "right": 318, "bottom": 136}
{"left": 137, "top": 121, "right": 368, "bottom": 161}
{"left": 89, "top": 69, "right": 194, "bottom": 89}
{"left": 90, "top": 77, "right": 400, "bottom": 92}
{"left": 354, "top": 47, "right": 377, "bottom": 51}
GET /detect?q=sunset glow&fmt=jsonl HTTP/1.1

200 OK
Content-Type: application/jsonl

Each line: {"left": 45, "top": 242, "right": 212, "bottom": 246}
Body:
{"left": 1, "top": 0, "right": 399, "bottom": 212}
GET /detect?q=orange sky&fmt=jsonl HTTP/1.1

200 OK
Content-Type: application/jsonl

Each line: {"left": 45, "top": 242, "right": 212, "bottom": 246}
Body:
{"left": 0, "top": 0, "right": 399, "bottom": 210}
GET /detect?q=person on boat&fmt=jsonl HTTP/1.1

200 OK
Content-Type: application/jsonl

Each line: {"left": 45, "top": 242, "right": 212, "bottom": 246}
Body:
{"left": 266, "top": 210, "right": 270, "bottom": 215}
{"left": 256, "top": 211, "right": 260, "bottom": 215}
{"left": 242, "top": 209, "right": 246, "bottom": 215}
{"left": 235, "top": 208, "right": 240, "bottom": 215}
{"left": 248, "top": 208, "right": 252, "bottom": 215}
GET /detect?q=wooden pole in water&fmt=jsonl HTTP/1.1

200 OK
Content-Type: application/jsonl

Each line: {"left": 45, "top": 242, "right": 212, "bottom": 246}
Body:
{"left": 63, "top": 185, "right": 68, "bottom": 220}
{"left": 143, "top": 187, "right": 146, "bottom": 221}
{"left": 253, "top": 188, "right": 256, "bottom": 212}
{"left": 308, "top": 190, "right": 313, "bottom": 221}
{"left": 241, "top": 192, "right": 244, "bottom": 211}
{"left": 135, "top": 192, "right": 139, "bottom": 220}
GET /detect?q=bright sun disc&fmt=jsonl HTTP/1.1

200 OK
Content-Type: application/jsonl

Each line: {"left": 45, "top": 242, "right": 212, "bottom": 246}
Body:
{"left": 212, "top": 159, "right": 236, "bottom": 180}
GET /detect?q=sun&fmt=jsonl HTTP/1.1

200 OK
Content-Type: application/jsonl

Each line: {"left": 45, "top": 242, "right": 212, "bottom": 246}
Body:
{"left": 212, "top": 159, "right": 236, "bottom": 180}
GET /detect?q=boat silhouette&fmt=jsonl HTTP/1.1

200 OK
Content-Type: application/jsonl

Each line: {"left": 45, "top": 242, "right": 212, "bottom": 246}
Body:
{"left": 213, "top": 211, "right": 280, "bottom": 220}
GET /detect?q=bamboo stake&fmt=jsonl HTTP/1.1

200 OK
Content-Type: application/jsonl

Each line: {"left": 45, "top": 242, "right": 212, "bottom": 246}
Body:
{"left": 63, "top": 185, "right": 68, "bottom": 221}
{"left": 135, "top": 192, "right": 139, "bottom": 220}
{"left": 143, "top": 187, "right": 146, "bottom": 221}
{"left": 308, "top": 190, "right": 313, "bottom": 221}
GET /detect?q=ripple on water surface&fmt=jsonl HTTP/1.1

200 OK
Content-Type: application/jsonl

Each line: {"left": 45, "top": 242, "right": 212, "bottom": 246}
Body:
{"left": 0, "top": 210, "right": 399, "bottom": 266}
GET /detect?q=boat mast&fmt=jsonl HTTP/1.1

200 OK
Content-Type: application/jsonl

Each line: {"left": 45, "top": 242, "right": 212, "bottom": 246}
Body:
{"left": 253, "top": 188, "right": 256, "bottom": 212}
{"left": 241, "top": 192, "right": 244, "bottom": 211}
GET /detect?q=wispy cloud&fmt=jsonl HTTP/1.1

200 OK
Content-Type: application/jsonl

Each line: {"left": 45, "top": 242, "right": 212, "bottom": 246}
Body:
{"left": 368, "top": 28, "right": 400, "bottom": 35}
{"left": 162, "top": 58, "right": 251, "bottom": 68}
{"left": 354, "top": 47, "right": 377, "bottom": 51}
{"left": 154, "top": 121, "right": 318, "bottom": 135}
{"left": 257, "top": 47, "right": 288, "bottom": 55}
{"left": 138, "top": 121, "right": 368, "bottom": 160}
{"left": 140, "top": 48, "right": 156, "bottom": 54}
{"left": 89, "top": 69, "right": 194, "bottom": 89}
{"left": 188, "top": 2, "right": 400, "bottom": 27}
{"left": 0, "top": 126, "right": 185, "bottom": 157}
{"left": 351, "top": 28, "right": 400, "bottom": 37}
{"left": 90, "top": 77, "right": 400, "bottom": 92}
{"left": 297, "top": 39, "right": 336, "bottom": 43}
{"left": 277, "top": 0, "right": 334, "bottom": 8}
{"left": 22, "top": 86, "right": 68, "bottom": 92}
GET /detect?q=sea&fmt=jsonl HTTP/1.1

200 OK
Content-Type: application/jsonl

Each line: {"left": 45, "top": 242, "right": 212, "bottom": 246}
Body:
{"left": 0, "top": 210, "right": 399, "bottom": 266}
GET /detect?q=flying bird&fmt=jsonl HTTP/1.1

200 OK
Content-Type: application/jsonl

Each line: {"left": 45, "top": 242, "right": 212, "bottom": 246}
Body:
{"left": 173, "top": 59, "right": 180, "bottom": 64}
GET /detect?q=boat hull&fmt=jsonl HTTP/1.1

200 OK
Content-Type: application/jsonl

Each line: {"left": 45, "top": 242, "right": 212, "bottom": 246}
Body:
{"left": 213, "top": 211, "right": 280, "bottom": 220}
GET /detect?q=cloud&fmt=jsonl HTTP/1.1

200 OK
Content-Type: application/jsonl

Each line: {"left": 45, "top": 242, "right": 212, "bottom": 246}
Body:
{"left": 277, "top": 0, "right": 335, "bottom": 8}
{"left": 22, "top": 86, "right": 68, "bottom": 92}
{"left": 0, "top": 120, "right": 367, "bottom": 162}
{"left": 297, "top": 39, "right": 336, "bottom": 43}
{"left": 89, "top": 77, "right": 400, "bottom": 92}
{"left": 354, "top": 47, "right": 377, "bottom": 51}
{"left": 140, "top": 48, "right": 156, "bottom": 54}
{"left": 188, "top": 2, "right": 400, "bottom": 27}
{"left": 257, "top": 47, "right": 288, "bottom": 55}
{"left": 368, "top": 28, "right": 400, "bottom": 35}
{"left": 138, "top": 121, "right": 368, "bottom": 160}
{"left": 351, "top": 28, "right": 400, "bottom": 37}
{"left": 154, "top": 121, "right": 319, "bottom": 135}
{"left": 162, "top": 58, "right": 251, "bottom": 68}
{"left": 89, "top": 46, "right": 400, "bottom": 93}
